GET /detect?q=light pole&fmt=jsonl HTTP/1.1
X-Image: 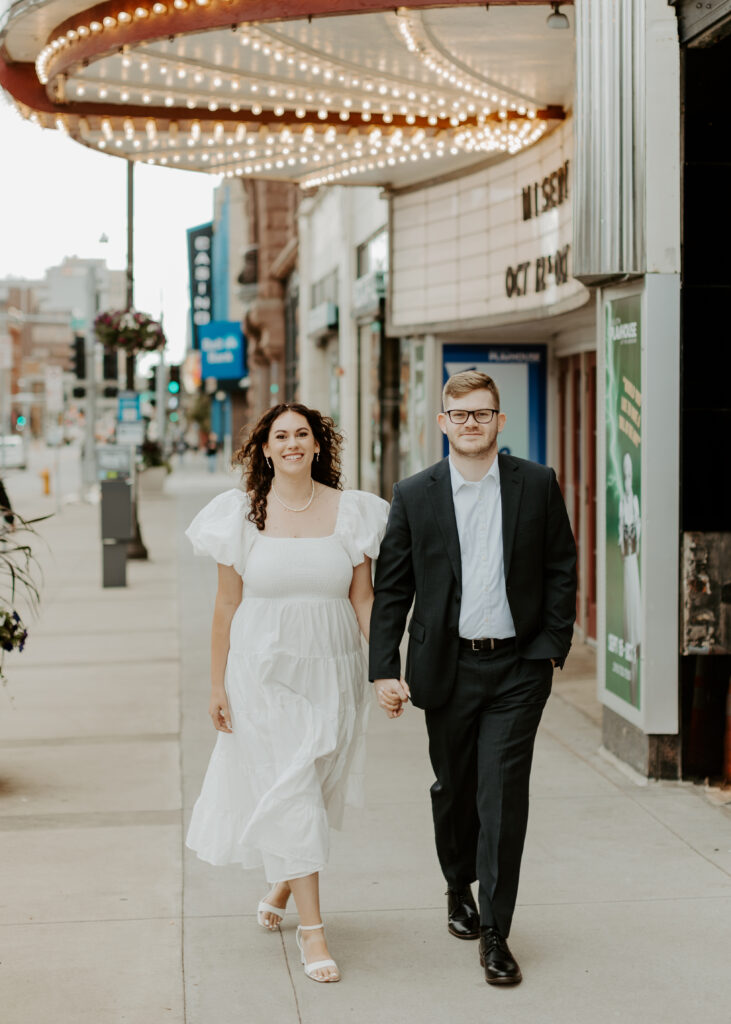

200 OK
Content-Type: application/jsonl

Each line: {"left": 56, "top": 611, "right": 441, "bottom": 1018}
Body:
{"left": 124, "top": 159, "right": 148, "bottom": 561}
{"left": 125, "top": 160, "right": 136, "bottom": 392}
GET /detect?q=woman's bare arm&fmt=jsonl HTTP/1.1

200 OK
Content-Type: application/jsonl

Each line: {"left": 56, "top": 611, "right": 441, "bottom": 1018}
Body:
{"left": 349, "top": 557, "right": 374, "bottom": 642}
{"left": 209, "top": 563, "right": 243, "bottom": 732}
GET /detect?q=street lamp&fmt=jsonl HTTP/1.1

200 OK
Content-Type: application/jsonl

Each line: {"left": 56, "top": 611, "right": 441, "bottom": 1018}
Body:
{"left": 547, "top": 3, "right": 570, "bottom": 30}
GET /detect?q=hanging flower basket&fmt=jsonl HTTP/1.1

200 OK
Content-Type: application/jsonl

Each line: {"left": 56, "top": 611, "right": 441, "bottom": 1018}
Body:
{"left": 94, "top": 308, "right": 167, "bottom": 354}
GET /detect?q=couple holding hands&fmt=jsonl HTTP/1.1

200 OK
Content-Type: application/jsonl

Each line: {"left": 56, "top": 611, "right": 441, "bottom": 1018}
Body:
{"left": 186, "top": 370, "right": 577, "bottom": 988}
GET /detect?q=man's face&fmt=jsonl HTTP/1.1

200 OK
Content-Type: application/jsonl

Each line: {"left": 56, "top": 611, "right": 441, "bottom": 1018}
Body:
{"left": 437, "top": 387, "right": 506, "bottom": 459}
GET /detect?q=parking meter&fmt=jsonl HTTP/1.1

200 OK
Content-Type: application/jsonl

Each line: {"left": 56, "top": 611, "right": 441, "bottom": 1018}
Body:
{"left": 97, "top": 445, "right": 135, "bottom": 587}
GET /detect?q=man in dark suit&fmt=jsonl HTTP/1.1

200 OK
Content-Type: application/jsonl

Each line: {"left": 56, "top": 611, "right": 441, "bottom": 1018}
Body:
{"left": 369, "top": 370, "right": 576, "bottom": 986}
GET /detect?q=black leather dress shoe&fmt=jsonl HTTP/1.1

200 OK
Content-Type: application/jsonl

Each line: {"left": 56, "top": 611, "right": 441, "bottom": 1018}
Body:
{"left": 446, "top": 887, "right": 480, "bottom": 940}
{"left": 479, "top": 927, "right": 522, "bottom": 985}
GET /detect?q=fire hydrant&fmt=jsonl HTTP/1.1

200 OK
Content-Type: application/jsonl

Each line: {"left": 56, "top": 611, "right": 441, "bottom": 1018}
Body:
{"left": 40, "top": 468, "right": 50, "bottom": 496}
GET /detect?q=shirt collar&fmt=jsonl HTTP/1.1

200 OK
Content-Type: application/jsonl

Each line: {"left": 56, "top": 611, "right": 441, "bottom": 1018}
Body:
{"left": 449, "top": 455, "right": 500, "bottom": 496}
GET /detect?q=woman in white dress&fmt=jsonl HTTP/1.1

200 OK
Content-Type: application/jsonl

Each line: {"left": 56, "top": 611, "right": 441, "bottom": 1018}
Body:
{"left": 185, "top": 403, "right": 389, "bottom": 984}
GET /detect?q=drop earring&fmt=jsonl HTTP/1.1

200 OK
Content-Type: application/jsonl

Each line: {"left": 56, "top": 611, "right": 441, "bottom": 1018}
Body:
{"left": 315, "top": 452, "right": 320, "bottom": 462}
{"left": 266, "top": 457, "right": 273, "bottom": 470}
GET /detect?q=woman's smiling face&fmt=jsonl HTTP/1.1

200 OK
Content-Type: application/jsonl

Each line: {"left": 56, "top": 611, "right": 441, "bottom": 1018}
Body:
{"left": 263, "top": 410, "right": 319, "bottom": 475}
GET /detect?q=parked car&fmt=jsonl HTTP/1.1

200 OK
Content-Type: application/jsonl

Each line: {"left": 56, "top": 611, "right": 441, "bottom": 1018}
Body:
{"left": 0, "top": 435, "right": 27, "bottom": 470}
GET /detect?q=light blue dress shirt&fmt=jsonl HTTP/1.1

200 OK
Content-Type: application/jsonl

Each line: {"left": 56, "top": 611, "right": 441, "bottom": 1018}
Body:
{"left": 449, "top": 456, "right": 516, "bottom": 641}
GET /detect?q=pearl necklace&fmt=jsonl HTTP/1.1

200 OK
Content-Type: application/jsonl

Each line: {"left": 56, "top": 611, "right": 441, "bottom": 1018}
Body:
{"left": 271, "top": 480, "right": 316, "bottom": 513}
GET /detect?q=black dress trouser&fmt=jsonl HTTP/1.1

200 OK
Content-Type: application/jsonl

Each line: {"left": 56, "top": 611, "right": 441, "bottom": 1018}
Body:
{"left": 425, "top": 644, "right": 552, "bottom": 938}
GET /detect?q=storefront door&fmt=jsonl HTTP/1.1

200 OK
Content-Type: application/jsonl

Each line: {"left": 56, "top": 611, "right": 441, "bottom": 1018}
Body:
{"left": 558, "top": 352, "right": 597, "bottom": 641}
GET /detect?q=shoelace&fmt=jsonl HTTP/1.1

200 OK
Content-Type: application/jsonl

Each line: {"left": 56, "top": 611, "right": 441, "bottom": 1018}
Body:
{"left": 482, "top": 928, "right": 508, "bottom": 954}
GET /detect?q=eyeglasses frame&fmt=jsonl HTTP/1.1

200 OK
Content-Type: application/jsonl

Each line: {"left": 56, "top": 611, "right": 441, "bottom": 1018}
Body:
{"left": 443, "top": 408, "right": 500, "bottom": 425}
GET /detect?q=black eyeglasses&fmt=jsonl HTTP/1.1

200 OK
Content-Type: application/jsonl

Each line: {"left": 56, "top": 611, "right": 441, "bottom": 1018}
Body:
{"left": 444, "top": 408, "right": 499, "bottom": 425}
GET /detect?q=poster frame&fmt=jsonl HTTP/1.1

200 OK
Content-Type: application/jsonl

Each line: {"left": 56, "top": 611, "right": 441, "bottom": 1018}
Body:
{"left": 598, "top": 284, "right": 643, "bottom": 729}
{"left": 597, "top": 276, "right": 680, "bottom": 736}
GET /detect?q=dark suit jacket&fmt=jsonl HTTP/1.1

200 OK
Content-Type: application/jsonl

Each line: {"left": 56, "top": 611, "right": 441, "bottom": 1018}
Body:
{"left": 369, "top": 454, "right": 577, "bottom": 711}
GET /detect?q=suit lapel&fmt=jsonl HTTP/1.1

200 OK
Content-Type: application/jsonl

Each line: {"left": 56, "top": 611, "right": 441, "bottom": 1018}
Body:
{"left": 427, "top": 460, "right": 462, "bottom": 587}
{"left": 499, "top": 454, "right": 523, "bottom": 575}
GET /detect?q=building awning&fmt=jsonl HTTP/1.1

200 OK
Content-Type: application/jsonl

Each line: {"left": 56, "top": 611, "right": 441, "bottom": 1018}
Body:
{"left": 0, "top": 1, "right": 574, "bottom": 188}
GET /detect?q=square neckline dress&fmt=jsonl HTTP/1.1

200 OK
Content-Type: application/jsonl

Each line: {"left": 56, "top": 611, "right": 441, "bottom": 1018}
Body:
{"left": 185, "top": 487, "right": 389, "bottom": 883}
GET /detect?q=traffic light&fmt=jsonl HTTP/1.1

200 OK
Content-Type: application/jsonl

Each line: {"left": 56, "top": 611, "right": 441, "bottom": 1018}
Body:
{"left": 102, "top": 348, "right": 119, "bottom": 399}
{"left": 71, "top": 336, "right": 86, "bottom": 378}
{"left": 71, "top": 336, "right": 86, "bottom": 398}
{"left": 167, "top": 365, "right": 181, "bottom": 395}
{"left": 15, "top": 415, "right": 26, "bottom": 430}
{"left": 148, "top": 367, "right": 157, "bottom": 406}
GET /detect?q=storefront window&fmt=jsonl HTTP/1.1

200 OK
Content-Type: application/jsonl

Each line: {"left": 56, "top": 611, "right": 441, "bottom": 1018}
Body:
{"left": 356, "top": 229, "right": 388, "bottom": 278}
{"left": 326, "top": 337, "right": 341, "bottom": 426}
{"left": 311, "top": 269, "right": 338, "bottom": 308}
{"left": 400, "top": 339, "right": 427, "bottom": 478}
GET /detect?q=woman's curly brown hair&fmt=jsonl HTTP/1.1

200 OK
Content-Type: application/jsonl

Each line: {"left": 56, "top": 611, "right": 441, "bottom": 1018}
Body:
{"left": 232, "top": 403, "right": 344, "bottom": 531}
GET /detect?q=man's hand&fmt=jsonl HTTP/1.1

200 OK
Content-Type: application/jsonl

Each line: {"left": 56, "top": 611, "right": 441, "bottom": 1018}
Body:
{"left": 374, "top": 678, "right": 410, "bottom": 719}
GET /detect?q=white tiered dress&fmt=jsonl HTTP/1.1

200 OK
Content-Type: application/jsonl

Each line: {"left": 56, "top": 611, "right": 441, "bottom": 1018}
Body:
{"left": 185, "top": 487, "right": 389, "bottom": 883}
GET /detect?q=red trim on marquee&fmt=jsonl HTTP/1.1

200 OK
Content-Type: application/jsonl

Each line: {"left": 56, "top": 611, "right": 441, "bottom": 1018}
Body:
{"left": 40, "top": 1, "right": 569, "bottom": 95}
{"left": 0, "top": 0, "right": 570, "bottom": 133}
{"left": 0, "top": 51, "right": 564, "bottom": 132}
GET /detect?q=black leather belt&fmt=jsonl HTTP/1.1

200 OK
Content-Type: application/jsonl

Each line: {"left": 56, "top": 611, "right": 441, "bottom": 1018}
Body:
{"left": 458, "top": 636, "right": 515, "bottom": 653}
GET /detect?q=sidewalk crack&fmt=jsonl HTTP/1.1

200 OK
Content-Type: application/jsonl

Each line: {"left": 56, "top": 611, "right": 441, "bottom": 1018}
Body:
{"left": 279, "top": 928, "right": 303, "bottom": 1024}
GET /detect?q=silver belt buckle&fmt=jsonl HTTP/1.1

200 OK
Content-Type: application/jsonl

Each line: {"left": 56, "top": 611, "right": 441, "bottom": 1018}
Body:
{"left": 471, "top": 638, "right": 479, "bottom": 652}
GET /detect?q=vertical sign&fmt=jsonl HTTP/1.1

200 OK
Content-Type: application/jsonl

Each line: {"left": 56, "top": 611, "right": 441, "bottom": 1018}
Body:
{"left": 187, "top": 222, "right": 214, "bottom": 349}
{"left": 605, "top": 296, "right": 642, "bottom": 709}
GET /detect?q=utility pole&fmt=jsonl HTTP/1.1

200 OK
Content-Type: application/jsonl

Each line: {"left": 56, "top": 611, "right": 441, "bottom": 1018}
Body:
{"left": 125, "top": 160, "right": 136, "bottom": 392}
{"left": 81, "top": 266, "right": 98, "bottom": 491}
{"left": 125, "top": 159, "right": 148, "bottom": 560}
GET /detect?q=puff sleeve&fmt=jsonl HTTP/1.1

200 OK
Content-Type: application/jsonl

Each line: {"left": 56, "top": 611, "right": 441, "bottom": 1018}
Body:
{"left": 185, "top": 488, "right": 254, "bottom": 573}
{"left": 336, "top": 489, "right": 390, "bottom": 567}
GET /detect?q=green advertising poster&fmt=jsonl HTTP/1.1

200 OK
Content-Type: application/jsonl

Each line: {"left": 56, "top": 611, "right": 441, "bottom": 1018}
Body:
{"left": 605, "top": 295, "right": 642, "bottom": 708}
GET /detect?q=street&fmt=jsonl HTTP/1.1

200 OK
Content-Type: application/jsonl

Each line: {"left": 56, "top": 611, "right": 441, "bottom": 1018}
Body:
{"left": 0, "top": 453, "right": 729, "bottom": 1023}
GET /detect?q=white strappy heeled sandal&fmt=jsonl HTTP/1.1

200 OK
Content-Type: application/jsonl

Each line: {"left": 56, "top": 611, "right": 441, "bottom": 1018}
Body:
{"left": 295, "top": 923, "right": 340, "bottom": 983}
{"left": 256, "top": 893, "right": 287, "bottom": 930}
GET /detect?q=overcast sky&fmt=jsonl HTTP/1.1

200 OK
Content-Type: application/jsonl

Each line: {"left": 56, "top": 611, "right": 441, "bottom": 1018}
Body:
{"left": 0, "top": 93, "right": 217, "bottom": 364}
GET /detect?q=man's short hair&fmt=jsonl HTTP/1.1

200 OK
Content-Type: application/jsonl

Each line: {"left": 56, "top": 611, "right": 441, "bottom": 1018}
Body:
{"left": 442, "top": 370, "right": 500, "bottom": 410}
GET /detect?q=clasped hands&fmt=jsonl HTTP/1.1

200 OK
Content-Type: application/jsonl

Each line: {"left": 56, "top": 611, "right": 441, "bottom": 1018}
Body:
{"left": 374, "top": 677, "right": 410, "bottom": 719}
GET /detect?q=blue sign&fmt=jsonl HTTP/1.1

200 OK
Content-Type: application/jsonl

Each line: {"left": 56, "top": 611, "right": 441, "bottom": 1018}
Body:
{"left": 117, "top": 391, "right": 142, "bottom": 422}
{"left": 199, "top": 321, "right": 246, "bottom": 381}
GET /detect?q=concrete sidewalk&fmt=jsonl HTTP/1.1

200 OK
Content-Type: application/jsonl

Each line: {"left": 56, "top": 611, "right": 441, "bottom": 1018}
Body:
{"left": 1, "top": 470, "right": 730, "bottom": 1024}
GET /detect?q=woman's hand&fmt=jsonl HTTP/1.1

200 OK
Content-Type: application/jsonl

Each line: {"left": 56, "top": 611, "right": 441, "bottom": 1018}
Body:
{"left": 374, "top": 677, "right": 410, "bottom": 718}
{"left": 209, "top": 564, "right": 241, "bottom": 734}
{"left": 209, "top": 687, "right": 232, "bottom": 733}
